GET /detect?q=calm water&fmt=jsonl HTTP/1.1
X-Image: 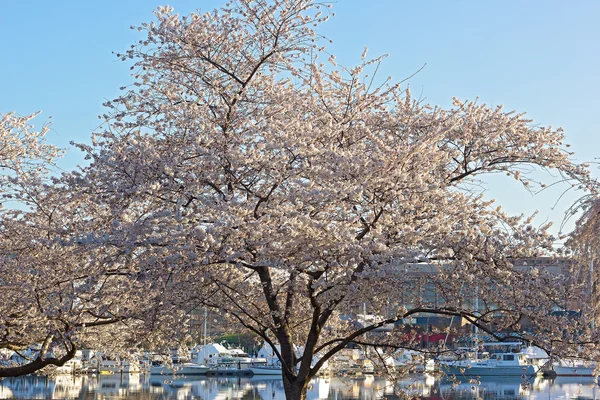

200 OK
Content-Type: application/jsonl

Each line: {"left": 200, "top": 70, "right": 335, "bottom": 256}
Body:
{"left": 0, "top": 373, "right": 599, "bottom": 400}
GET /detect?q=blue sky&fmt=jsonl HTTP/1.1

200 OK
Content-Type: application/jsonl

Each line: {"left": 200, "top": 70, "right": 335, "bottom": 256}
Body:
{"left": 1, "top": 1, "right": 598, "bottom": 236}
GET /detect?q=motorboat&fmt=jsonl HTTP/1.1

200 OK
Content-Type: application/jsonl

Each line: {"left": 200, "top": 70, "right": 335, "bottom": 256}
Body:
{"left": 552, "top": 358, "right": 597, "bottom": 376}
{"left": 195, "top": 343, "right": 263, "bottom": 369}
{"left": 440, "top": 342, "right": 537, "bottom": 377}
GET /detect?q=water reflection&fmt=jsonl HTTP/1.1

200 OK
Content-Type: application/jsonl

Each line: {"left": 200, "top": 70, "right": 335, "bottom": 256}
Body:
{"left": 0, "top": 373, "right": 599, "bottom": 399}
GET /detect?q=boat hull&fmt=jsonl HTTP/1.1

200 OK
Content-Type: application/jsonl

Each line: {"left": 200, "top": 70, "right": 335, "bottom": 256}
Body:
{"left": 553, "top": 365, "right": 596, "bottom": 376}
{"left": 250, "top": 367, "right": 283, "bottom": 376}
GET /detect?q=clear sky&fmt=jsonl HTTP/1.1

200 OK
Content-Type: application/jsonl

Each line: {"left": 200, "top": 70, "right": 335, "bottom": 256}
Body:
{"left": 1, "top": 1, "right": 598, "bottom": 236}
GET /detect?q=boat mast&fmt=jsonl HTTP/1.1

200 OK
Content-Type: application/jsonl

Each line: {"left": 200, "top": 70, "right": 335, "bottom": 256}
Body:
{"left": 474, "top": 285, "right": 479, "bottom": 336}
{"left": 203, "top": 307, "right": 208, "bottom": 364}
{"left": 591, "top": 260, "right": 595, "bottom": 330}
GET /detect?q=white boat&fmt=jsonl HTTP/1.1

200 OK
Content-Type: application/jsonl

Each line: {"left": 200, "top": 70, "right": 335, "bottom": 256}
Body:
{"left": 440, "top": 342, "right": 537, "bottom": 377}
{"left": 437, "top": 376, "right": 532, "bottom": 399}
{"left": 194, "top": 343, "right": 272, "bottom": 375}
{"left": 150, "top": 362, "right": 210, "bottom": 375}
{"left": 195, "top": 343, "right": 263, "bottom": 369}
{"left": 522, "top": 345, "right": 549, "bottom": 372}
{"left": 393, "top": 349, "right": 435, "bottom": 373}
{"left": 553, "top": 358, "right": 597, "bottom": 376}
{"left": 98, "top": 359, "right": 141, "bottom": 374}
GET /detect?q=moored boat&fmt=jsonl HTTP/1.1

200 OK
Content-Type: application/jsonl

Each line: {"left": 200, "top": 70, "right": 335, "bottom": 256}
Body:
{"left": 98, "top": 360, "right": 141, "bottom": 374}
{"left": 553, "top": 359, "right": 597, "bottom": 376}
{"left": 440, "top": 342, "right": 537, "bottom": 377}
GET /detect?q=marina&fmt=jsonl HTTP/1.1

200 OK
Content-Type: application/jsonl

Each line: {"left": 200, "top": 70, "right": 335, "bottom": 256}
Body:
{"left": 8, "top": 338, "right": 594, "bottom": 380}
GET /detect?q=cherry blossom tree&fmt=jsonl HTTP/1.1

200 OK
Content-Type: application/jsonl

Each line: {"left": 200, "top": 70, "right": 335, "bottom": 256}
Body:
{"left": 0, "top": 112, "right": 58, "bottom": 201}
{"left": 565, "top": 194, "right": 600, "bottom": 347}
{"left": 0, "top": 112, "right": 73, "bottom": 375}
{"left": 0, "top": 113, "right": 189, "bottom": 377}
{"left": 568, "top": 196, "right": 600, "bottom": 262}
{"left": 71, "top": 0, "right": 594, "bottom": 398}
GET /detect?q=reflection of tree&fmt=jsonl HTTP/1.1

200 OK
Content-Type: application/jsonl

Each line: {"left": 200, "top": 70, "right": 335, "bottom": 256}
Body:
{"left": 241, "top": 387, "right": 264, "bottom": 400}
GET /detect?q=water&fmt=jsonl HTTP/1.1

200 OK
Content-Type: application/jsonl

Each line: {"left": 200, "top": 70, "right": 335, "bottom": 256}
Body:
{"left": 0, "top": 373, "right": 598, "bottom": 399}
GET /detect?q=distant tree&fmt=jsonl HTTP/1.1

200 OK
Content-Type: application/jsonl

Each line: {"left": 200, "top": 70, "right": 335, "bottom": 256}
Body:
{"left": 73, "top": 0, "right": 597, "bottom": 398}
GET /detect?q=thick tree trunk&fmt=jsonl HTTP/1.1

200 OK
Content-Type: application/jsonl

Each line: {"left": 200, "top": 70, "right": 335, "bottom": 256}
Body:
{"left": 282, "top": 375, "right": 309, "bottom": 400}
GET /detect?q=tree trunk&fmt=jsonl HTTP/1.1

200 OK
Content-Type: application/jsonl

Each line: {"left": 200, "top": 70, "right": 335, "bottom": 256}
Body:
{"left": 282, "top": 375, "right": 308, "bottom": 400}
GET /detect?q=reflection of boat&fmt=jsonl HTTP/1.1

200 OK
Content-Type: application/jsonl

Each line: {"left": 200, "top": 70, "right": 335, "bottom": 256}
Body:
{"left": 148, "top": 374, "right": 201, "bottom": 385}
{"left": 150, "top": 362, "right": 209, "bottom": 375}
{"left": 551, "top": 375, "right": 599, "bottom": 385}
{"left": 330, "top": 376, "right": 395, "bottom": 399}
{"left": 205, "top": 366, "right": 253, "bottom": 376}
{"left": 532, "top": 375, "right": 600, "bottom": 399}
{"left": 52, "top": 375, "right": 85, "bottom": 398}
{"left": 96, "top": 372, "right": 142, "bottom": 396}
{"left": 248, "top": 375, "right": 283, "bottom": 383}
{"left": 148, "top": 374, "right": 327, "bottom": 400}
{"left": 440, "top": 342, "right": 536, "bottom": 376}
{"left": 437, "top": 376, "right": 532, "bottom": 398}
